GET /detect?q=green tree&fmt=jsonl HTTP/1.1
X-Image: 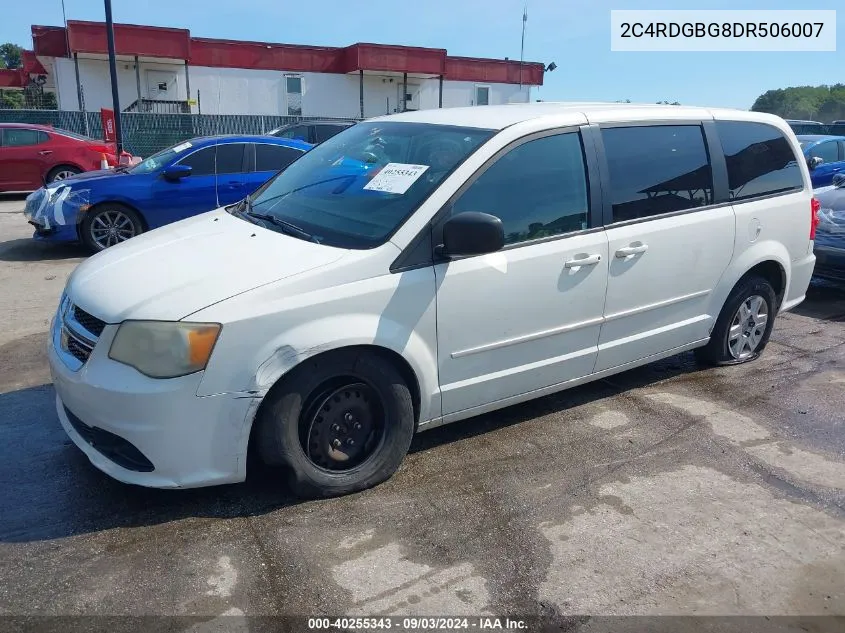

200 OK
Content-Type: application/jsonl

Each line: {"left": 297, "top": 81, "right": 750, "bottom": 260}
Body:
{"left": 0, "top": 89, "right": 25, "bottom": 109}
{"left": 751, "top": 84, "right": 845, "bottom": 122}
{"left": 0, "top": 43, "right": 23, "bottom": 70}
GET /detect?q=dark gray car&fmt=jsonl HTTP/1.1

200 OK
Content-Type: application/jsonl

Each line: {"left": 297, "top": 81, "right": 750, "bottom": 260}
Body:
{"left": 267, "top": 120, "right": 356, "bottom": 145}
{"left": 814, "top": 173, "right": 845, "bottom": 282}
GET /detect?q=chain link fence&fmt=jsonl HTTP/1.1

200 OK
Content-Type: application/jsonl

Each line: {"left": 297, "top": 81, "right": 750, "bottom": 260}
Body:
{"left": 0, "top": 109, "right": 359, "bottom": 157}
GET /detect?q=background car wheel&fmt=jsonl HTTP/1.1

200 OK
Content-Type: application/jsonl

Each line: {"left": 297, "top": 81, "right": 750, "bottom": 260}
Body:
{"left": 80, "top": 204, "right": 144, "bottom": 253}
{"left": 46, "top": 165, "right": 81, "bottom": 183}
{"left": 256, "top": 349, "right": 415, "bottom": 499}
{"left": 695, "top": 275, "right": 777, "bottom": 366}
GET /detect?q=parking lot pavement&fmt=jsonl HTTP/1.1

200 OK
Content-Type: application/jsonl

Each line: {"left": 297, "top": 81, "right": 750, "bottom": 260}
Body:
{"left": 1, "top": 193, "right": 844, "bottom": 623}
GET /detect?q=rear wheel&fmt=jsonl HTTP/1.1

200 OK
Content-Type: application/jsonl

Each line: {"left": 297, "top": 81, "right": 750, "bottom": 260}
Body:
{"left": 80, "top": 204, "right": 144, "bottom": 253}
{"left": 46, "top": 165, "right": 81, "bottom": 183}
{"left": 695, "top": 275, "right": 777, "bottom": 366}
{"left": 256, "top": 349, "right": 415, "bottom": 499}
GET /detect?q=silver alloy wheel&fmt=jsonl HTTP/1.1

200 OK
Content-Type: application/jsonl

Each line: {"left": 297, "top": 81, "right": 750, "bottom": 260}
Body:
{"left": 728, "top": 294, "right": 768, "bottom": 360}
{"left": 89, "top": 210, "right": 137, "bottom": 249}
{"left": 51, "top": 169, "right": 78, "bottom": 182}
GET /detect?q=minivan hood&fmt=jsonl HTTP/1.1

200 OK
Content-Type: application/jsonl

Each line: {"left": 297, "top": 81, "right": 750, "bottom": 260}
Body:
{"left": 66, "top": 209, "right": 347, "bottom": 322}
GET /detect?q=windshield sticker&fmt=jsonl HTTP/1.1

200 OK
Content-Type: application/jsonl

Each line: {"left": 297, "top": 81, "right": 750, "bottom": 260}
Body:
{"left": 172, "top": 142, "right": 192, "bottom": 153}
{"left": 363, "top": 163, "right": 430, "bottom": 194}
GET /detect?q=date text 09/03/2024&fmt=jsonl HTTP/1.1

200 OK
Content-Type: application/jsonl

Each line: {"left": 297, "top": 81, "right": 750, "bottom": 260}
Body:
{"left": 307, "top": 617, "right": 528, "bottom": 630}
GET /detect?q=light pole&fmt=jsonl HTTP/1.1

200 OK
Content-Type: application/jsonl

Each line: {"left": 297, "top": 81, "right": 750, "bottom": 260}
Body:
{"left": 104, "top": 0, "right": 123, "bottom": 153}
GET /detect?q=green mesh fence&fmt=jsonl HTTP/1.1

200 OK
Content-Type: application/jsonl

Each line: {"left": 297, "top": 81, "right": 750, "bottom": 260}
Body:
{"left": 0, "top": 110, "right": 358, "bottom": 158}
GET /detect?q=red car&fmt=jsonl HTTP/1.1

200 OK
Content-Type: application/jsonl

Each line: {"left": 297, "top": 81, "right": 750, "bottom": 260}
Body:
{"left": 0, "top": 123, "right": 120, "bottom": 192}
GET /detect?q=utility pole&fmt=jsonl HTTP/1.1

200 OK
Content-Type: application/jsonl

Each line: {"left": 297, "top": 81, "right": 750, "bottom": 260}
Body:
{"left": 104, "top": 0, "right": 123, "bottom": 152}
{"left": 519, "top": 3, "right": 527, "bottom": 91}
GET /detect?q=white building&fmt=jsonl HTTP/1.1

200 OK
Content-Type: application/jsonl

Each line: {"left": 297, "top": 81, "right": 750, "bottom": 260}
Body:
{"left": 21, "top": 21, "right": 546, "bottom": 119}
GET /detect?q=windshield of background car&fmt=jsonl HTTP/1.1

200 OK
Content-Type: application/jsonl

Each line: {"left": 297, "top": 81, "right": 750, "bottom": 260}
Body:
{"left": 246, "top": 121, "right": 495, "bottom": 248}
{"left": 129, "top": 140, "right": 196, "bottom": 174}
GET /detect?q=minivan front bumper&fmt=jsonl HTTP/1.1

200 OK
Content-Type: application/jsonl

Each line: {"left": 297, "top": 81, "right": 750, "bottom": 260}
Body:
{"left": 48, "top": 304, "right": 256, "bottom": 489}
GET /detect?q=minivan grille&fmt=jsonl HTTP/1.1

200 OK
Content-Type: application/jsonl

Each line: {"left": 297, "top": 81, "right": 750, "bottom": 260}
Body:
{"left": 72, "top": 306, "right": 106, "bottom": 337}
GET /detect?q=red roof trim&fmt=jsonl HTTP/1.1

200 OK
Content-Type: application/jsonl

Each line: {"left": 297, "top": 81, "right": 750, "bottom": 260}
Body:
{"left": 30, "top": 22, "right": 544, "bottom": 86}
{"left": 0, "top": 68, "right": 27, "bottom": 88}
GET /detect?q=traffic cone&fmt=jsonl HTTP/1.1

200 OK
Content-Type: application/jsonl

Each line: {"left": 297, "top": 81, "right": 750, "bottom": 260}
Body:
{"left": 100, "top": 153, "right": 109, "bottom": 170}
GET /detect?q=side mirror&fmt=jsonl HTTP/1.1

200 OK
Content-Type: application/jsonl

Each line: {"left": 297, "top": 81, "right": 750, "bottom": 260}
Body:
{"left": 162, "top": 164, "right": 192, "bottom": 181}
{"left": 440, "top": 212, "right": 504, "bottom": 257}
{"left": 808, "top": 156, "right": 824, "bottom": 171}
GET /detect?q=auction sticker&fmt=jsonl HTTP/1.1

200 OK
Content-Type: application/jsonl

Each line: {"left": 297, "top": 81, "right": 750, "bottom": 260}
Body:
{"left": 363, "top": 163, "right": 429, "bottom": 194}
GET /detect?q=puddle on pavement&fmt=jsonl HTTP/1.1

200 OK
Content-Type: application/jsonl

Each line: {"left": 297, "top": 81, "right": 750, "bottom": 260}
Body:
{"left": 644, "top": 391, "right": 845, "bottom": 491}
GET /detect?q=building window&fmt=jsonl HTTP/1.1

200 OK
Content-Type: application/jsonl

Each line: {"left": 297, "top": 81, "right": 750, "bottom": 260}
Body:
{"left": 475, "top": 85, "right": 490, "bottom": 106}
{"left": 286, "top": 75, "right": 303, "bottom": 116}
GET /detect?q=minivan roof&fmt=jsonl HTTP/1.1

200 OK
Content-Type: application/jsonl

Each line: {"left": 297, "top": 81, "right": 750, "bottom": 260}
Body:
{"left": 369, "top": 102, "right": 785, "bottom": 130}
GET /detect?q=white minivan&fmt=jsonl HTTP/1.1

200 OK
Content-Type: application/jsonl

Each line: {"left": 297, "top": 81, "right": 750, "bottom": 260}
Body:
{"left": 48, "top": 103, "right": 818, "bottom": 498}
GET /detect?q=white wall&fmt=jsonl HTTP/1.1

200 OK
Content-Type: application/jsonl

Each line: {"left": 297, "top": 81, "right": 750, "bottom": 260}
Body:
{"left": 54, "top": 57, "right": 187, "bottom": 112}
{"left": 50, "top": 56, "right": 532, "bottom": 116}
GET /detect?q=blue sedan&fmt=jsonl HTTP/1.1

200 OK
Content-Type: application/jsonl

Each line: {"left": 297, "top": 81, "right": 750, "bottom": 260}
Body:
{"left": 797, "top": 134, "right": 845, "bottom": 188}
{"left": 23, "top": 135, "right": 313, "bottom": 252}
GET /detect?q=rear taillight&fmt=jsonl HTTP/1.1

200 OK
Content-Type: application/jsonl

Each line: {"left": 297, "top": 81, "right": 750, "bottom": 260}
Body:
{"left": 810, "top": 197, "right": 820, "bottom": 240}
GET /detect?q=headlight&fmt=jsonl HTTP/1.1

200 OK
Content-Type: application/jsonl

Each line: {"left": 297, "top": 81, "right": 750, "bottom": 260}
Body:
{"left": 108, "top": 321, "right": 221, "bottom": 379}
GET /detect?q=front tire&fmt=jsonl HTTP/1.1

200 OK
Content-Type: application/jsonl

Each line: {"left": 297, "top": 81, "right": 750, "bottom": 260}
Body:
{"left": 256, "top": 350, "right": 415, "bottom": 499}
{"left": 80, "top": 204, "right": 144, "bottom": 253}
{"left": 695, "top": 275, "right": 777, "bottom": 366}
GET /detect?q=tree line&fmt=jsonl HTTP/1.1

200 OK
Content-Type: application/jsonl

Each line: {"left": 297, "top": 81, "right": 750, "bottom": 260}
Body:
{"left": 751, "top": 85, "right": 845, "bottom": 122}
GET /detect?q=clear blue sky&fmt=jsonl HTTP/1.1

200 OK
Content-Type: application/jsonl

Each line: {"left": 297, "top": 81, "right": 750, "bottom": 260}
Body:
{"left": 2, "top": 0, "right": 841, "bottom": 110}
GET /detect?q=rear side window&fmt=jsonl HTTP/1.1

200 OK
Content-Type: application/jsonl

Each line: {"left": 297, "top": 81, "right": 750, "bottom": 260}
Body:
{"left": 214, "top": 143, "right": 247, "bottom": 174}
{"left": 2, "top": 129, "right": 49, "bottom": 147}
{"left": 451, "top": 132, "right": 589, "bottom": 245}
{"left": 275, "top": 125, "right": 309, "bottom": 141}
{"left": 715, "top": 121, "right": 803, "bottom": 201}
{"left": 255, "top": 144, "right": 304, "bottom": 172}
{"left": 601, "top": 125, "right": 713, "bottom": 223}
{"left": 314, "top": 124, "right": 344, "bottom": 144}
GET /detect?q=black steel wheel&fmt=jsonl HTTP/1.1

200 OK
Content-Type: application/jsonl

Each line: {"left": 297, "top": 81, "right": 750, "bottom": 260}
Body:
{"left": 256, "top": 349, "right": 415, "bottom": 498}
{"left": 300, "top": 381, "right": 385, "bottom": 472}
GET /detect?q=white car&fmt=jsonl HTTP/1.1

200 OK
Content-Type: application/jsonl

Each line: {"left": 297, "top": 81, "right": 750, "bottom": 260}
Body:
{"left": 48, "top": 103, "right": 818, "bottom": 498}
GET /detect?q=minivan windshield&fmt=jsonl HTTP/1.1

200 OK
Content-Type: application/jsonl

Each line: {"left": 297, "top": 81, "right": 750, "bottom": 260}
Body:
{"left": 241, "top": 121, "right": 495, "bottom": 248}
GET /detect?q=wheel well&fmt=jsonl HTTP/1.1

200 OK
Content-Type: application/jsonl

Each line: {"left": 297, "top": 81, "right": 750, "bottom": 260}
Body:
{"left": 743, "top": 261, "right": 786, "bottom": 309}
{"left": 76, "top": 200, "right": 149, "bottom": 239}
{"left": 257, "top": 344, "right": 422, "bottom": 426}
{"left": 245, "top": 344, "right": 423, "bottom": 471}
{"left": 45, "top": 163, "right": 83, "bottom": 181}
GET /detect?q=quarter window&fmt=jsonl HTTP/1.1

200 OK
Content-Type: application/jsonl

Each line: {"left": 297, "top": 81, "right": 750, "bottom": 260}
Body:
{"left": 451, "top": 132, "right": 589, "bottom": 245}
{"left": 601, "top": 125, "right": 713, "bottom": 223}
{"left": 715, "top": 121, "right": 803, "bottom": 201}
{"left": 255, "top": 144, "right": 304, "bottom": 172}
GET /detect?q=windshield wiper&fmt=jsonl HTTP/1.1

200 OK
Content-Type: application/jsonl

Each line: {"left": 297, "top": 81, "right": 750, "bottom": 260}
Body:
{"left": 244, "top": 209, "right": 317, "bottom": 243}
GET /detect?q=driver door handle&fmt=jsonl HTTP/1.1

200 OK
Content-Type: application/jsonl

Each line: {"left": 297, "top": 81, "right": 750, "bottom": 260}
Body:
{"left": 38, "top": 150, "right": 53, "bottom": 155}
{"left": 564, "top": 253, "right": 602, "bottom": 268}
{"left": 615, "top": 244, "right": 649, "bottom": 258}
